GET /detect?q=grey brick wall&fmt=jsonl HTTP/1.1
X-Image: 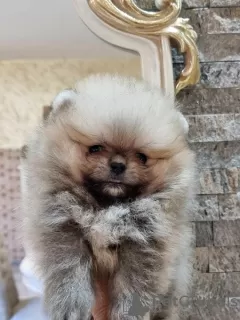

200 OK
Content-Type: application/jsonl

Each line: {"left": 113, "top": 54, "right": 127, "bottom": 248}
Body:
{"left": 177, "top": 1, "right": 240, "bottom": 318}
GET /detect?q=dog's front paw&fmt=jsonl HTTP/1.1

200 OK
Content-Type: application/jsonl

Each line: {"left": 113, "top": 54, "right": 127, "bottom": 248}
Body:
{"left": 90, "top": 205, "right": 152, "bottom": 248}
{"left": 90, "top": 206, "right": 130, "bottom": 248}
{"left": 130, "top": 198, "right": 172, "bottom": 240}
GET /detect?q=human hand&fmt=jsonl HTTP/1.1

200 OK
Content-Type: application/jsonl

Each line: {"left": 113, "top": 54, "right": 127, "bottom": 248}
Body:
{"left": 92, "top": 277, "right": 109, "bottom": 320}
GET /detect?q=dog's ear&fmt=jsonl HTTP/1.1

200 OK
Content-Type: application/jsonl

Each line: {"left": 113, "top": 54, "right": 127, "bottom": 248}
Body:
{"left": 51, "top": 89, "right": 77, "bottom": 113}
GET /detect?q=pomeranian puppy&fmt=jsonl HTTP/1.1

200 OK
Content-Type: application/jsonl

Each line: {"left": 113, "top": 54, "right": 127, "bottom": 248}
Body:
{"left": 23, "top": 75, "right": 195, "bottom": 320}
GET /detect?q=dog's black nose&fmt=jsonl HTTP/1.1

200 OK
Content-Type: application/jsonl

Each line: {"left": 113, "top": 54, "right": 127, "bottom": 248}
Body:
{"left": 110, "top": 162, "right": 126, "bottom": 175}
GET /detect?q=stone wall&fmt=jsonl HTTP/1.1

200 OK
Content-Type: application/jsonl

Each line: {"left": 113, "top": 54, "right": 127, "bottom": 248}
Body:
{"left": 176, "top": 1, "right": 240, "bottom": 319}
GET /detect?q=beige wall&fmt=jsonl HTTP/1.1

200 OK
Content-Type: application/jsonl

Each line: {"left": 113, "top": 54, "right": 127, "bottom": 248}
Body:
{"left": 0, "top": 58, "right": 141, "bottom": 148}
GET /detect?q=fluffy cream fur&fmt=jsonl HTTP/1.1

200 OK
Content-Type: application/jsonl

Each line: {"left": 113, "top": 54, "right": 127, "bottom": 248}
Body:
{"left": 53, "top": 75, "right": 187, "bottom": 148}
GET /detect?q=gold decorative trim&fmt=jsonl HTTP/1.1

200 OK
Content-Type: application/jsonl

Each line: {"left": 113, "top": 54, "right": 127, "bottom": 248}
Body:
{"left": 88, "top": 0, "right": 200, "bottom": 93}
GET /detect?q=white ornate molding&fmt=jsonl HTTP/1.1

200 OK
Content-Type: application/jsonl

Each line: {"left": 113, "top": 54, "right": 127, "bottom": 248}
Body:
{"left": 73, "top": 0, "right": 200, "bottom": 99}
{"left": 73, "top": 0, "right": 174, "bottom": 99}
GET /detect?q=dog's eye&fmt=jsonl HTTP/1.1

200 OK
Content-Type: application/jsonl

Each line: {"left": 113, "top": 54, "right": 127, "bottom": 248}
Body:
{"left": 136, "top": 152, "right": 147, "bottom": 164}
{"left": 89, "top": 145, "right": 104, "bottom": 153}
